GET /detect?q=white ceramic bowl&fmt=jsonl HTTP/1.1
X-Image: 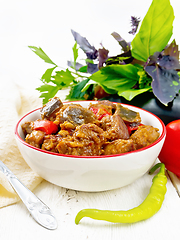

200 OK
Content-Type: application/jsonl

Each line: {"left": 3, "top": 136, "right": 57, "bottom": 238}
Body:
{"left": 15, "top": 101, "right": 166, "bottom": 192}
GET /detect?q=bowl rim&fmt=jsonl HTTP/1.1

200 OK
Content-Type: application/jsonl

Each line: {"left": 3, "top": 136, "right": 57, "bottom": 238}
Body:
{"left": 15, "top": 100, "right": 166, "bottom": 159}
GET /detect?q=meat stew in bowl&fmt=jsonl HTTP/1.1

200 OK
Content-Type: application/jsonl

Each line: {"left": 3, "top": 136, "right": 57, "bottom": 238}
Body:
{"left": 21, "top": 97, "right": 160, "bottom": 156}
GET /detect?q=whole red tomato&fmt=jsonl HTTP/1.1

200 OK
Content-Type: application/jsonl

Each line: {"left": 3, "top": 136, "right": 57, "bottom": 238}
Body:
{"left": 158, "top": 119, "right": 180, "bottom": 177}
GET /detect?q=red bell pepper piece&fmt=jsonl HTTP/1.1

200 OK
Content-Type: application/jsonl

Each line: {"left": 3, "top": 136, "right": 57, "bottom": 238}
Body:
{"left": 158, "top": 119, "right": 180, "bottom": 177}
{"left": 33, "top": 120, "right": 58, "bottom": 135}
{"left": 90, "top": 107, "right": 111, "bottom": 120}
{"left": 125, "top": 122, "right": 142, "bottom": 135}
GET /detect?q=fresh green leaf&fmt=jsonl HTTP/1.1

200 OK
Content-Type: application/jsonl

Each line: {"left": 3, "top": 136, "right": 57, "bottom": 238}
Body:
{"left": 85, "top": 59, "right": 94, "bottom": 64}
{"left": 66, "top": 79, "right": 90, "bottom": 100}
{"left": 81, "top": 80, "right": 97, "bottom": 93}
{"left": 137, "top": 69, "right": 152, "bottom": 88}
{"left": 41, "top": 66, "right": 57, "bottom": 83}
{"left": 36, "top": 84, "right": 59, "bottom": 104}
{"left": 73, "top": 42, "right": 78, "bottom": 68}
{"left": 107, "top": 56, "right": 131, "bottom": 63}
{"left": 78, "top": 65, "right": 88, "bottom": 73}
{"left": 98, "top": 85, "right": 117, "bottom": 95}
{"left": 131, "top": 0, "right": 174, "bottom": 62}
{"left": 52, "top": 69, "right": 75, "bottom": 87}
{"left": 36, "top": 69, "right": 76, "bottom": 103}
{"left": 29, "top": 46, "right": 56, "bottom": 65}
{"left": 90, "top": 64, "right": 138, "bottom": 93}
{"left": 119, "top": 87, "right": 152, "bottom": 101}
{"left": 106, "top": 51, "right": 133, "bottom": 65}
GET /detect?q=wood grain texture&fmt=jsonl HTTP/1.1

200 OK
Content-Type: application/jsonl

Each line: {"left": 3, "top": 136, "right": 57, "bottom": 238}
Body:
{"left": 167, "top": 171, "right": 180, "bottom": 197}
{"left": 0, "top": 171, "right": 180, "bottom": 240}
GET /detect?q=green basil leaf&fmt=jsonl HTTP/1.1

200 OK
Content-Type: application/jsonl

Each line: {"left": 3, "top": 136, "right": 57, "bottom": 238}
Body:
{"left": 131, "top": 0, "right": 174, "bottom": 62}
{"left": 66, "top": 79, "right": 90, "bottom": 100}
{"left": 81, "top": 80, "right": 95, "bottom": 92}
{"left": 29, "top": 46, "right": 56, "bottom": 65}
{"left": 119, "top": 87, "right": 152, "bottom": 101}
{"left": 90, "top": 64, "right": 138, "bottom": 93}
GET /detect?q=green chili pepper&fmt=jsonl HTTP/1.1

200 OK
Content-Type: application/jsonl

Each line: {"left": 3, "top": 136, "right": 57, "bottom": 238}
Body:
{"left": 75, "top": 163, "right": 167, "bottom": 224}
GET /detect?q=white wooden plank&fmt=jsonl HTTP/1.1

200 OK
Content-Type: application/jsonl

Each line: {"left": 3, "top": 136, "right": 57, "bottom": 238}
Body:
{"left": 167, "top": 171, "right": 180, "bottom": 197}
{"left": 0, "top": 170, "right": 180, "bottom": 240}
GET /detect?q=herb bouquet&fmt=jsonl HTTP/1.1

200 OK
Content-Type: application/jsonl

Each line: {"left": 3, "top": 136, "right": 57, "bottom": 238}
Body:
{"left": 29, "top": 0, "right": 180, "bottom": 124}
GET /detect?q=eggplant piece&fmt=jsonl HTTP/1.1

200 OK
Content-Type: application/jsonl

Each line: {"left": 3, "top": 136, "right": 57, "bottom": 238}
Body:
{"left": 59, "top": 105, "right": 97, "bottom": 126}
{"left": 115, "top": 103, "right": 141, "bottom": 123}
{"left": 40, "top": 97, "right": 63, "bottom": 119}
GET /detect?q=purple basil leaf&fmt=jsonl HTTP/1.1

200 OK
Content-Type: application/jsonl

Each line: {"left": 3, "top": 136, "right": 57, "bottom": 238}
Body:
{"left": 164, "top": 39, "right": 179, "bottom": 60}
{"left": 71, "top": 30, "right": 98, "bottom": 59}
{"left": 157, "top": 55, "right": 180, "bottom": 70}
{"left": 111, "top": 32, "right": 130, "bottom": 52}
{"left": 148, "top": 52, "right": 162, "bottom": 65}
{"left": 86, "top": 49, "right": 98, "bottom": 60}
{"left": 67, "top": 60, "right": 84, "bottom": 71}
{"left": 145, "top": 65, "right": 180, "bottom": 105}
{"left": 128, "top": 16, "right": 141, "bottom": 35}
{"left": 87, "top": 62, "right": 98, "bottom": 74}
{"left": 98, "top": 47, "right": 109, "bottom": 68}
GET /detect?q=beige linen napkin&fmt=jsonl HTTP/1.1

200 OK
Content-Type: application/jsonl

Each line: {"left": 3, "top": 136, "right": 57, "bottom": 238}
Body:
{"left": 0, "top": 80, "right": 44, "bottom": 208}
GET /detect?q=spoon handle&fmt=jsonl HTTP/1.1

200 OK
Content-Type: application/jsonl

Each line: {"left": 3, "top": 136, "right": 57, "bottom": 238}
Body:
{"left": 0, "top": 160, "right": 57, "bottom": 230}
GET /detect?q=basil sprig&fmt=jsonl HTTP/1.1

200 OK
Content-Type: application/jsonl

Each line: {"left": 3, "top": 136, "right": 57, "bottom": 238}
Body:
{"left": 131, "top": 0, "right": 174, "bottom": 62}
{"left": 29, "top": 0, "right": 180, "bottom": 105}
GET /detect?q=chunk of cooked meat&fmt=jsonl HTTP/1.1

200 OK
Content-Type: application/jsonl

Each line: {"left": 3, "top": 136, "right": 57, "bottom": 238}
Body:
{"left": 130, "top": 125, "right": 160, "bottom": 150}
{"left": 56, "top": 139, "right": 83, "bottom": 155}
{"left": 41, "top": 135, "right": 58, "bottom": 152}
{"left": 21, "top": 121, "right": 33, "bottom": 135}
{"left": 103, "top": 139, "right": 135, "bottom": 155}
{"left": 42, "top": 130, "right": 75, "bottom": 153}
{"left": 60, "top": 121, "right": 77, "bottom": 131}
{"left": 41, "top": 135, "right": 62, "bottom": 152}
{"left": 40, "top": 97, "right": 63, "bottom": 121}
{"left": 54, "top": 104, "right": 98, "bottom": 127}
{"left": 100, "top": 114, "right": 129, "bottom": 140}
{"left": 56, "top": 123, "right": 105, "bottom": 156}
{"left": 73, "top": 123, "right": 105, "bottom": 144}
{"left": 58, "top": 129, "right": 73, "bottom": 137}
{"left": 25, "top": 130, "right": 45, "bottom": 148}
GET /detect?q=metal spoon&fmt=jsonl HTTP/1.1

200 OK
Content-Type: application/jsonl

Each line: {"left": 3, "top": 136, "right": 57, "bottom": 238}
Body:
{"left": 0, "top": 160, "right": 58, "bottom": 230}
